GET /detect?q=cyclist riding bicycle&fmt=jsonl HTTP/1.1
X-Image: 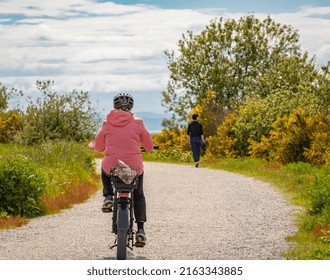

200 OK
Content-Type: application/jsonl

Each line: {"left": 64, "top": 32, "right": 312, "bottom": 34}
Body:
{"left": 88, "top": 93, "right": 154, "bottom": 247}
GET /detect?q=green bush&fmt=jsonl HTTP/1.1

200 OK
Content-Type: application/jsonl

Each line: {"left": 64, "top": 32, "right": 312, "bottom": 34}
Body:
{"left": 249, "top": 109, "right": 330, "bottom": 165}
{"left": 205, "top": 113, "right": 240, "bottom": 159}
{"left": 303, "top": 114, "right": 330, "bottom": 166}
{"left": 0, "top": 155, "right": 46, "bottom": 217}
{"left": 16, "top": 81, "right": 100, "bottom": 145}
{"left": 307, "top": 167, "right": 330, "bottom": 218}
{"left": 234, "top": 88, "right": 327, "bottom": 156}
{"left": 0, "top": 112, "right": 23, "bottom": 143}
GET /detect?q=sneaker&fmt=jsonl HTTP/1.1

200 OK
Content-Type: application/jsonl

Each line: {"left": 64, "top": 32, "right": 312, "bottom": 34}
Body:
{"left": 195, "top": 162, "right": 199, "bottom": 168}
{"left": 135, "top": 229, "right": 146, "bottom": 247}
{"left": 101, "top": 195, "right": 113, "bottom": 212}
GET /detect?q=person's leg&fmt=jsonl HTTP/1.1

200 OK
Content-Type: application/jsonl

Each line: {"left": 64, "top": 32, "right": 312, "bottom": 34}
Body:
{"left": 101, "top": 168, "right": 114, "bottom": 212}
{"left": 133, "top": 173, "right": 146, "bottom": 223}
{"left": 190, "top": 137, "right": 201, "bottom": 165}
{"left": 190, "top": 138, "right": 198, "bottom": 162}
{"left": 195, "top": 139, "right": 201, "bottom": 162}
{"left": 134, "top": 173, "right": 147, "bottom": 246}
{"left": 101, "top": 168, "right": 114, "bottom": 197}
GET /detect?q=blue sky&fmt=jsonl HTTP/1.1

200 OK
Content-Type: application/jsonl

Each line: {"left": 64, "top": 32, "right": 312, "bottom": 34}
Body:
{"left": 0, "top": 0, "right": 329, "bottom": 114}
{"left": 109, "top": 0, "right": 329, "bottom": 13}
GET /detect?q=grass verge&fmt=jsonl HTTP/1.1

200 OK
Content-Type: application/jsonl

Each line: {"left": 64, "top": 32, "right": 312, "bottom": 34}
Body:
{"left": 0, "top": 215, "right": 28, "bottom": 230}
{"left": 0, "top": 142, "right": 101, "bottom": 229}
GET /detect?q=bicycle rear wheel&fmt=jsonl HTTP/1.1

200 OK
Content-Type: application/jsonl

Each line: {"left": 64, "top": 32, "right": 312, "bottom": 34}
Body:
{"left": 117, "top": 229, "right": 128, "bottom": 260}
{"left": 116, "top": 204, "right": 129, "bottom": 260}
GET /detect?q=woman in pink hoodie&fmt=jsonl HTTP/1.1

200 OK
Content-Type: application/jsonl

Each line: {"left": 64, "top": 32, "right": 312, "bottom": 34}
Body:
{"left": 89, "top": 93, "right": 154, "bottom": 246}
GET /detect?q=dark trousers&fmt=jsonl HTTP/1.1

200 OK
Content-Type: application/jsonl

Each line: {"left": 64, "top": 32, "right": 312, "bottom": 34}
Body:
{"left": 190, "top": 137, "right": 201, "bottom": 162}
{"left": 101, "top": 168, "right": 147, "bottom": 222}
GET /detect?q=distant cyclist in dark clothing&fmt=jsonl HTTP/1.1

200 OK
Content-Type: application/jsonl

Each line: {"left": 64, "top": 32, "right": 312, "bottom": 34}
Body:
{"left": 187, "top": 114, "right": 205, "bottom": 167}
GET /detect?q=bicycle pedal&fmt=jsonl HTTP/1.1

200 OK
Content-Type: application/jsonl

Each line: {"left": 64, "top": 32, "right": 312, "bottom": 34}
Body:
{"left": 101, "top": 208, "right": 113, "bottom": 213}
{"left": 135, "top": 241, "right": 145, "bottom": 247}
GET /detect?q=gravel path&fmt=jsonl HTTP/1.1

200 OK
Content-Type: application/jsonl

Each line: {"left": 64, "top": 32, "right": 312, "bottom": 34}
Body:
{"left": 0, "top": 161, "right": 300, "bottom": 260}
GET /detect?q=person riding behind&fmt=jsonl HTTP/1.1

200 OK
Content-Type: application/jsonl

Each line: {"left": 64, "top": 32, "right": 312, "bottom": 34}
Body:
{"left": 88, "top": 93, "right": 154, "bottom": 247}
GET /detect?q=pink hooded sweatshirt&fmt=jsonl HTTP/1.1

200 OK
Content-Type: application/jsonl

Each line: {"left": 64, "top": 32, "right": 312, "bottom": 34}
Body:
{"left": 90, "top": 109, "right": 154, "bottom": 175}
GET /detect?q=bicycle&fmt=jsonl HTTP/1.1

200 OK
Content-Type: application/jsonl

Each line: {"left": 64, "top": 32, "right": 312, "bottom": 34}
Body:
{"left": 106, "top": 146, "right": 158, "bottom": 260}
{"left": 108, "top": 166, "right": 139, "bottom": 260}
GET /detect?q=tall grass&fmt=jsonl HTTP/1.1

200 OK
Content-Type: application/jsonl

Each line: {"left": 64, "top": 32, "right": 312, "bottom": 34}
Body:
{"left": 23, "top": 141, "right": 96, "bottom": 199}
{"left": 0, "top": 141, "right": 100, "bottom": 227}
{"left": 0, "top": 215, "right": 28, "bottom": 230}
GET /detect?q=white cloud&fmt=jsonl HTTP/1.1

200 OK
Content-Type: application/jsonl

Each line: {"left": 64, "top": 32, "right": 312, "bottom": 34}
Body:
{"left": 1, "top": 0, "right": 329, "bottom": 113}
{"left": 269, "top": 7, "right": 330, "bottom": 66}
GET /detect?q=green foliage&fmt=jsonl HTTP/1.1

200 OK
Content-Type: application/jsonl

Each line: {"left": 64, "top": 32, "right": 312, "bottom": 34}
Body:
{"left": 23, "top": 141, "right": 95, "bottom": 199}
{"left": 231, "top": 54, "right": 328, "bottom": 156}
{"left": 145, "top": 148, "right": 193, "bottom": 163}
{"left": 249, "top": 109, "right": 310, "bottom": 163}
{"left": 162, "top": 15, "right": 303, "bottom": 123}
{"left": 150, "top": 126, "right": 195, "bottom": 162}
{"left": 0, "top": 82, "right": 22, "bottom": 112}
{"left": 285, "top": 231, "right": 330, "bottom": 260}
{"left": 191, "top": 89, "right": 230, "bottom": 137}
{"left": 205, "top": 113, "right": 240, "bottom": 159}
{"left": 0, "top": 112, "right": 23, "bottom": 143}
{"left": 0, "top": 82, "right": 24, "bottom": 144}
{"left": 304, "top": 114, "right": 330, "bottom": 165}
{"left": 17, "top": 81, "right": 100, "bottom": 145}
{"left": 153, "top": 127, "right": 190, "bottom": 152}
{"left": 281, "top": 163, "right": 330, "bottom": 259}
{"left": 249, "top": 109, "right": 330, "bottom": 165}
{"left": 0, "top": 141, "right": 96, "bottom": 214}
{"left": 0, "top": 155, "right": 46, "bottom": 218}
{"left": 306, "top": 167, "right": 330, "bottom": 218}
{"left": 0, "top": 84, "right": 7, "bottom": 112}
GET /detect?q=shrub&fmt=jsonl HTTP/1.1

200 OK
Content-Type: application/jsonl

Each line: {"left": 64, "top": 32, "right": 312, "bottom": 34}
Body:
{"left": 0, "top": 155, "right": 46, "bottom": 217}
{"left": 304, "top": 114, "right": 330, "bottom": 165}
{"left": 233, "top": 87, "right": 328, "bottom": 156}
{"left": 0, "top": 112, "right": 23, "bottom": 143}
{"left": 205, "top": 113, "right": 240, "bottom": 159}
{"left": 233, "top": 94, "right": 288, "bottom": 156}
{"left": 152, "top": 127, "right": 190, "bottom": 153}
{"left": 16, "top": 81, "right": 100, "bottom": 145}
{"left": 306, "top": 167, "right": 330, "bottom": 218}
{"left": 249, "top": 109, "right": 330, "bottom": 165}
{"left": 191, "top": 89, "right": 228, "bottom": 136}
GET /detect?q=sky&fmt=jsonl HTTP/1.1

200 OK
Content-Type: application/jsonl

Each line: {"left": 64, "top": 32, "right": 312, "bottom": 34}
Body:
{"left": 0, "top": 0, "right": 329, "bottom": 114}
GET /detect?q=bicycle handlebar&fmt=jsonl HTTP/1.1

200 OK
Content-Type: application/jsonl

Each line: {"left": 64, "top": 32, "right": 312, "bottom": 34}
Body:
{"left": 140, "top": 145, "right": 159, "bottom": 152}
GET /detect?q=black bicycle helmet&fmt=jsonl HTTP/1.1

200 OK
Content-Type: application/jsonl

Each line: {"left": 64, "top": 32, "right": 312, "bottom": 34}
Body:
{"left": 113, "top": 93, "right": 134, "bottom": 111}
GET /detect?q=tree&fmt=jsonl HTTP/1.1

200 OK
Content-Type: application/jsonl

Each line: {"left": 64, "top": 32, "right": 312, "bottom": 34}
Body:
{"left": 162, "top": 15, "right": 305, "bottom": 131}
{"left": 17, "top": 81, "right": 100, "bottom": 145}
{"left": 0, "top": 83, "right": 12, "bottom": 112}
{"left": 0, "top": 82, "right": 22, "bottom": 113}
{"left": 191, "top": 89, "right": 227, "bottom": 137}
{"left": 232, "top": 54, "right": 329, "bottom": 155}
{"left": 0, "top": 82, "right": 23, "bottom": 143}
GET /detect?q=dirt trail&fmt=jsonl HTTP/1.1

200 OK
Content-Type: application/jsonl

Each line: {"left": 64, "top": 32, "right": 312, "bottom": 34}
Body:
{"left": 0, "top": 161, "right": 300, "bottom": 260}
